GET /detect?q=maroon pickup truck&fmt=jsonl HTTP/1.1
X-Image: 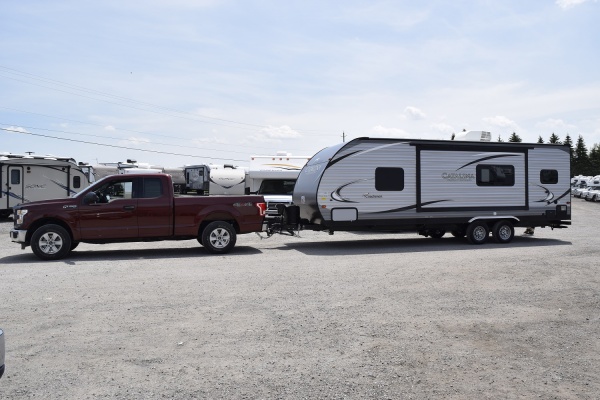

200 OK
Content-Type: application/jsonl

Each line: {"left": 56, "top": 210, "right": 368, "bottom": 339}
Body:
{"left": 10, "top": 173, "right": 266, "bottom": 260}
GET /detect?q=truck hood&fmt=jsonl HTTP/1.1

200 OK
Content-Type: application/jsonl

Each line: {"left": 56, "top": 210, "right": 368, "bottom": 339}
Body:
{"left": 13, "top": 197, "right": 79, "bottom": 211}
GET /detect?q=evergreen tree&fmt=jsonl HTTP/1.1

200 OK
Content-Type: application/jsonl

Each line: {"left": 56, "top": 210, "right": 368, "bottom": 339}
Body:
{"left": 564, "top": 134, "right": 574, "bottom": 165}
{"left": 589, "top": 144, "right": 600, "bottom": 175}
{"left": 451, "top": 133, "right": 455, "bottom": 140}
{"left": 537, "top": 135, "right": 544, "bottom": 143}
{"left": 497, "top": 134, "right": 503, "bottom": 142}
{"left": 548, "top": 133, "right": 561, "bottom": 144}
{"left": 508, "top": 132, "right": 522, "bottom": 142}
{"left": 573, "top": 135, "right": 590, "bottom": 175}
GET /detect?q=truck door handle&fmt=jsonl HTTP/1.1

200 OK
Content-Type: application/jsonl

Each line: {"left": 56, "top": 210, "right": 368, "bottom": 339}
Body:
{"left": 123, "top": 205, "right": 136, "bottom": 210}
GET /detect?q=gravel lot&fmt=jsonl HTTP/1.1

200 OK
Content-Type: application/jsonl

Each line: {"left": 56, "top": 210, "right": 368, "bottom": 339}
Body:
{"left": 0, "top": 200, "right": 599, "bottom": 399}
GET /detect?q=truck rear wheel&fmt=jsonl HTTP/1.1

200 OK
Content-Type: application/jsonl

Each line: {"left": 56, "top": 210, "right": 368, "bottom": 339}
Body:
{"left": 491, "top": 220, "right": 514, "bottom": 244}
{"left": 466, "top": 221, "right": 489, "bottom": 245}
{"left": 31, "top": 224, "right": 72, "bottom": 260}
{"left": 201, "top": 221, "right": 237, "bottom": 254}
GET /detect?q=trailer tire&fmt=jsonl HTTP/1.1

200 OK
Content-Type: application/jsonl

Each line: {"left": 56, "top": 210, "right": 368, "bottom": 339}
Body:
{"left": 201, "top": 221, "right": 237, "bottom": 254}
{"left": 466, "top": 221, "right": 489, "bottom": 245}
{"left": 492, "top": 220, "right": 514, "bottom": 244}
{"left": 31, "top": 224, "right": 72, "bottom": 260}
{"left": 429, "top": 229, "right": 445, "bottom": 239}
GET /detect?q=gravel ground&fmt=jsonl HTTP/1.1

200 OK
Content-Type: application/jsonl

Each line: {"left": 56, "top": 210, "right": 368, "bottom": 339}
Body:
{"left": 0, "top": 200, "right": 599, "bottom": 399}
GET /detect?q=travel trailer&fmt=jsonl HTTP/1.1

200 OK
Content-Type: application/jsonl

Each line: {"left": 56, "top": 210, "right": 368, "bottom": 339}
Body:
{"left": 184, "top": 164, "right": 246, "bottom": 195}
{"left": 0, "top": 153, "right": 91, "bottom": 218}
{"left": 246, "top": 152, "right": 310, "bottom": 215}
{"left": 267, "top": 137, "right": 571, "bottom": 244}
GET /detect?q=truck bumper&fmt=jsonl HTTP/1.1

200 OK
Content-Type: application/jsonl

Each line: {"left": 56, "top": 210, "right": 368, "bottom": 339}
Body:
{"left": 10, "top": 229, "right": 27, "bottom": 244}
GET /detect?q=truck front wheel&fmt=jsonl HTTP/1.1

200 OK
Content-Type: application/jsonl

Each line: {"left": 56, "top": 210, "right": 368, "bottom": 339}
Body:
{"left": 201, "top": 221, "right": 237, "bottom": 254}
{"left": 31, "top": 224, "right": 72, "bottom": 260}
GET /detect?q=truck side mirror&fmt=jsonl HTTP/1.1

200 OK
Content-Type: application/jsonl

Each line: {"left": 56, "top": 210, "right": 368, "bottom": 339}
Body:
{"left": 83, "top": 192, "right": 99, "bottom": 205}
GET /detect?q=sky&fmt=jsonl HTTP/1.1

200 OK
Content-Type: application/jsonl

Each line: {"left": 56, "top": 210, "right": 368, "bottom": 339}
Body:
{"left": 1, "top": 0, "right": 599, "bottom": 168}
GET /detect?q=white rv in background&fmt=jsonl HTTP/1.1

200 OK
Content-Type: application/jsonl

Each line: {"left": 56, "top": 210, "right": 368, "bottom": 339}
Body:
{"left": 90, "top": 160, "right": 186, "bottom": 193}
{"left": 184, "top": 164, "right": 246, "bottom": 195}
{"left": 245, "top": 152, "right": 310, "bottom": 215}
{"left": 0, "top": 153, "right": 91, "bottom": 218}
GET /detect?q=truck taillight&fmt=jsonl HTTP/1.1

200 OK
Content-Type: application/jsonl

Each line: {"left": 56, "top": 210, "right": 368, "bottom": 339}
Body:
{"left": 257, "top": 202, "right": 267, "bottom": 216}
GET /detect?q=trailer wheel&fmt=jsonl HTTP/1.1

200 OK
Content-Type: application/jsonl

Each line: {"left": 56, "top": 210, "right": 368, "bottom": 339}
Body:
{"left": 491, "top": 220, "right": 514, "bottom": 244}
{"left": 201, "top": 221, "right": 237, "bottom": 254}
{"left": 429, "top": 229, "right": 445, "bottom": 239}
{"left": 466, "top": 221, "right": 489, "bottom": 245}
{"left": 31, "top": 224, "right": 72, "bottom": 260}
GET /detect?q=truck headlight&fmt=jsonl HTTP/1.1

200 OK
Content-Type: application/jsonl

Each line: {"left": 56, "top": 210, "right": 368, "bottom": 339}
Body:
{"left": 16, "top": 209, "right": 28, "bottom": 225}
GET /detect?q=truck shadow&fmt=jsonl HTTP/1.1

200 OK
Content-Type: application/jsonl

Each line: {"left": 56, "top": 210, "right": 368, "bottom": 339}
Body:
{"left": 0, "top": 246, "right": 262, "bottom": 264}
{"left": 277, "top": 236, "right": 571, "bottom": 256}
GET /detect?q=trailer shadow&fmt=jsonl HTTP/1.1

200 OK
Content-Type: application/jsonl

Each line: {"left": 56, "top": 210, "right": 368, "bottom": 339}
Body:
{"left": 277, "top": 235, "right": 571, "bottom": 256}
{"left": 0, "top": 245, "right": 262, "bottom": 265}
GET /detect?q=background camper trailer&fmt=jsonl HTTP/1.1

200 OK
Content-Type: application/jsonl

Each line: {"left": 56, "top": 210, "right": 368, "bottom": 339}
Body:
{"left": 246, "top": 153, "right": 310, "bottom": 216}
{"left": 0, "top": 153, "right": 91, "bottom": 218}
{"left": 267, "top": 137, "right": 571, "bottom": 244}
{"left": 184, "top": 164, "right": 246, "bottom": 195}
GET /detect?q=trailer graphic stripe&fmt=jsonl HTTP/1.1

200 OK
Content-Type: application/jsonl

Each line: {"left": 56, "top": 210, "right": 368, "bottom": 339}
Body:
{"left": 456, "top": 154, "right": 519, "bottom": 171}
{"left": 366, "top": 200, "right": 450, "bottom": 214}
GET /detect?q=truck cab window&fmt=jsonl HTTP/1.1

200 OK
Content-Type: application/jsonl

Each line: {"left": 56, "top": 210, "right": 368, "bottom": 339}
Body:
{"left": 95, "top": 180, "right": 134, "bottom": 203}
{"left": 140, "top": 178, "right": 163, "bottom": 198}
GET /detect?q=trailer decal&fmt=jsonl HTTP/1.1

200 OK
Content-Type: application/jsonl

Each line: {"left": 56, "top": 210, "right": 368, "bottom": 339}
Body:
{"left": 456, "top": 154, "right": 520, "bottom": 171}
{"left": 366, "top": 200, "right": 450, "bottom": 214}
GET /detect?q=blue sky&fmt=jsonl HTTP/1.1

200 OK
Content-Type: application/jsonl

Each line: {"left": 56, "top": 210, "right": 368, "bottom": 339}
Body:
{"left": 1, "top": 0, "right": 599, "bottom": 167}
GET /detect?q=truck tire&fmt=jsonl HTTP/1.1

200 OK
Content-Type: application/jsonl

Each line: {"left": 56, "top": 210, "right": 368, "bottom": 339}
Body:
{"left": 466, "top": 221, "right": 489, "bottom": 245}
{"left": 31, "top": 224, "right": 72, "bottom": 260}
{"left": 491, "top": 220, "right": 514, "bottom": 244}
{"left": 201, "top": 221, "right": 237, "bottom": 254}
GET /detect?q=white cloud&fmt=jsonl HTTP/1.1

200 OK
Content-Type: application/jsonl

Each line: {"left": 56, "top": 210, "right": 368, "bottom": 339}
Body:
{"left": 535, "top": 118, "right": 577, "bottom": 131}
{"left": 249, "top": 125, "right": 301, "bottom": 142}
{"left": 6, "top": 126, "right": 29, "bottom": 133}
{"left": 483, "top": 115, "right": 520, "bottom": 131}
{"left": 404, "top": 106, "right": 426, "bottom": 120}
{"left": 556, "top": 0, "right": 591, "bottom": 9}
{"left": 431, "top": 123, "right": 454, "bottom": 134}
{"left": 368, "top": 125, "right": 410, "bottom": 138}
{"left": 123, "top": 137, "right": 151, "bottom": 145}
{"left": 104, "top": 125, "right": 116, "bottom": 131}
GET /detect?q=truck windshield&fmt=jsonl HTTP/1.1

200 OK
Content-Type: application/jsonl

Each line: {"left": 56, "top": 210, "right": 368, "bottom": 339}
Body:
{"left": 258, "top": 179, "right": 296, "bottom": 195}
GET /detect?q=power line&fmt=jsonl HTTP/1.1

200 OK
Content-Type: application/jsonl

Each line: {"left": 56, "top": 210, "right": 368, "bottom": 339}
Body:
{"left": 1, "top": 127, "right": 248, "bottom": 163}
{"left": 0, "top": 65, "right": 337, "bottom": 136}
{"left": 0, "top": 106, "right": 323, "bottom": 154}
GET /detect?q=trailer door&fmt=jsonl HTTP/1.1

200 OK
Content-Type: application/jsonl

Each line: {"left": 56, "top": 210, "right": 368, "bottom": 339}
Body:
{"left": 7, "top": 166, "right": 25, "bottom": 208}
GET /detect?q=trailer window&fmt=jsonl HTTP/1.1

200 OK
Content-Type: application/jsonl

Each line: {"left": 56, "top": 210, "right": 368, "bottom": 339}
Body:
{"left": 540, "top": 169, "right": 558, "bottom": 184}
{"left": 10, "top": 169, "right": 21, "bottom": 185}
{"left": 73, "top": 176, "right": 81, "bottom": 189}
{"left": 476, "top": 165, "right": 514, "bottom": 186}
{"left": 375, "top": 167, "right": 404, "bottom": 191}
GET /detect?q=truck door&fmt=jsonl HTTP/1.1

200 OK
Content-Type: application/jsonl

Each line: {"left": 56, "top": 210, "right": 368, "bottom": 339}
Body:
{"left": 136, "top": 177, "right": 172, "bottom": 237}
{"left": 6, "top": 166, "right": 25, "bottom": 209}
{"left": 78, "top": 178, "right": 139, "bottom": 239}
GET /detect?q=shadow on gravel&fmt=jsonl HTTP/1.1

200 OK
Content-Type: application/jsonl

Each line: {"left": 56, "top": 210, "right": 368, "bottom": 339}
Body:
{"left": 0, "top": 245, "right": 262, "bottom": 265}
{"left": 278, "top": 235, "right": 571, "bottom": 256}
